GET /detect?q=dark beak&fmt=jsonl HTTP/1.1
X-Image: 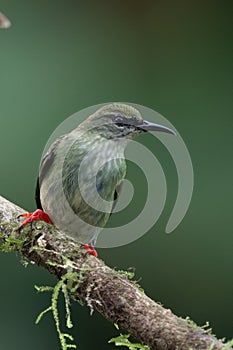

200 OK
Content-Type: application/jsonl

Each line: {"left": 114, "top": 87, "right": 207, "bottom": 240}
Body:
{"left": 138, "top": 120, "right": 176, "bottom": 135}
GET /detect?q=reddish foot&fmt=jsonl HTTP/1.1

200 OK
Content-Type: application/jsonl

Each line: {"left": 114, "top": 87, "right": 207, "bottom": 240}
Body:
{"left": 17, "top": 209, "right": 53, "bottom": 230}
{"left": 82, "top": 244, "right": 98, "bottom": 257}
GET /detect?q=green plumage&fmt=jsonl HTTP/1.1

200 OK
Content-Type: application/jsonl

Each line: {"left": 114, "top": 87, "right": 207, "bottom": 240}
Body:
{"left": 62, "top": 135, "right": 126, "bottom": 228}
{"left": 37, "top": 103, "right": 174, "bottom": 245}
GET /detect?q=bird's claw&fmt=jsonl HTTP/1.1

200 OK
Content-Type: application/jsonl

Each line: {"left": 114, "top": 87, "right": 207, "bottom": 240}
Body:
{"left": 82, "top": 243, "right": 98, "bottom": 257}
{"left": 16, "top": 209, "right": 53, "bottom": 231}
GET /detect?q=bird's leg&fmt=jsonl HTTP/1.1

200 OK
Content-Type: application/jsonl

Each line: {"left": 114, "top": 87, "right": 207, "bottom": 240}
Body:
{"left": 16, "top": 209, "right": 53, "bottom": 231}
{"left": 82, "top": 242, "right": 98, "bottom": 257}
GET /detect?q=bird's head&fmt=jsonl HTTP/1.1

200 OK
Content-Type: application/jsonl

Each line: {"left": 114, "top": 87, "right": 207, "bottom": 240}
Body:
{"left": 81, "top": 103, "right": 175, "bottom": 140}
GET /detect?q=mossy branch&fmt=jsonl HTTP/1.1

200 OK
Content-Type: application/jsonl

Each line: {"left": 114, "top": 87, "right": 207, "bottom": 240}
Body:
{"left": 0, "top": 195, "right": 231, "bottom": 350}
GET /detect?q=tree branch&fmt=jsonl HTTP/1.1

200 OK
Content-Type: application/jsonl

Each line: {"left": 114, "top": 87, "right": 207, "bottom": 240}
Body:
{"left": 0, "top": 195, "right": 231, "bottom": 350}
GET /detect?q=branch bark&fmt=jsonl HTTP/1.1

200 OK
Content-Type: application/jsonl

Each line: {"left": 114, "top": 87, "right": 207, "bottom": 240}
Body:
{"left": 0, "top": 195, "right": 231, "bottom": 350}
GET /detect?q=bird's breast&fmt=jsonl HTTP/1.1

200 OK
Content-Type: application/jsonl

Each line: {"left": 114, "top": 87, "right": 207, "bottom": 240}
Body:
{"left": 62, "top": 138, "right": 126, "bottom": 226}
{"left": 39, "top": 135, "right": 127, "bottom": 243}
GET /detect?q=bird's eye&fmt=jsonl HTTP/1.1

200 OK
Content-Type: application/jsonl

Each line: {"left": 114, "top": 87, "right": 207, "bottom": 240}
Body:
{"left": 113, "top": 115, "right": 126, "bottom": 129}
{"left": 114, "top": 115, "right": 124, "bottom": 124}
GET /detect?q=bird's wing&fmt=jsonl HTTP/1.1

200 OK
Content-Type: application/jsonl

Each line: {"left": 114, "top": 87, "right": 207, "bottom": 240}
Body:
{"left": 110, "top": 181, "right": 123, "bottom": 216}
{"left": 35, "top": 136, "right": 65, "bottom": 209}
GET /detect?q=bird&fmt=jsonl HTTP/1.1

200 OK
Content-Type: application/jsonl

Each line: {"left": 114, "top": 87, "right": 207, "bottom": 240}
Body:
{"left": 18, "top": 103, "right": 175, "bottom": 256}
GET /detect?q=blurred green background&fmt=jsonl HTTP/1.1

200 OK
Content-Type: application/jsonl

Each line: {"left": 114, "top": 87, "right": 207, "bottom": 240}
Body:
{"left": 0, "top": 1, "right": 232, "bottom": 349}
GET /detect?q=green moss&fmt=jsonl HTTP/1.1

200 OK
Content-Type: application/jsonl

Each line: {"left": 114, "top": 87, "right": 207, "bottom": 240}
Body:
{"left": 35, "top": 271, "right": 83, "bottom": 350}
{"left": 222, "top": 339, "right": 233, "bottom": 349}
{"left": 109, "top": 334, "right": 150, "bottom": 350}
{"left": 114, "top": 267, "right": 144, "bottom": 293}
{"left": 0, "top": 221, "right": 39, "bottom": 252}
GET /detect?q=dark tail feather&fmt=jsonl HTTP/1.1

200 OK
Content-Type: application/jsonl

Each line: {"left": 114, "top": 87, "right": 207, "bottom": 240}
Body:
{"left": 35, "top": 177, "right": 43, "bottom": 209}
